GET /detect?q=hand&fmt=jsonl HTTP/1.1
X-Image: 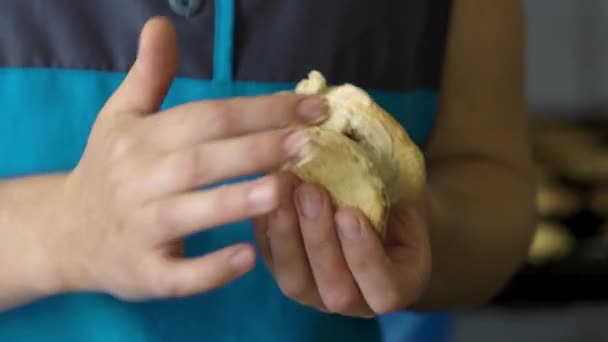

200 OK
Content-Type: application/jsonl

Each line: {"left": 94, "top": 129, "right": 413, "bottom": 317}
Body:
{"left": 253, "top": 173, "right": 431, "bottom": 317}
{"left": 46, "top": 18, "right": 327, "bottom": 300}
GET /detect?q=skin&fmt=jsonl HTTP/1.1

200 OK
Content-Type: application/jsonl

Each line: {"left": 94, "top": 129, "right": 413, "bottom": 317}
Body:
{"left": 253, "top": 0, "right": 535, "bottom": 315}
{"left": 0, "top": 0, "right": 536, "bottom": 317}
{"left": 0, "top": 18, "right": 328, "bottom": 310}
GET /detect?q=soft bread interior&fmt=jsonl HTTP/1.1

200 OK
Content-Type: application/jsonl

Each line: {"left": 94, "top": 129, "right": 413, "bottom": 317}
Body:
{"left": 292, "top": 127, "right": 388, "bottom": 231}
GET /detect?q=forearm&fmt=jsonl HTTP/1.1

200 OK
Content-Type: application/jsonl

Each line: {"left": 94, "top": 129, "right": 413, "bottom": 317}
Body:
{"left": 404, "top": 0, "right": 533, "bottom": 310}
{"left": 413, "top": 156, "right": 536, "bottom": 310}
{"left": 0, "top": 174, "right": 69, "bottom": 311}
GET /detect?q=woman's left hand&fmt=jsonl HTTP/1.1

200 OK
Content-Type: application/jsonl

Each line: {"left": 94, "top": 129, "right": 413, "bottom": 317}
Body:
{"left": 252, "top": 172, "right": 431, "bottom": 318}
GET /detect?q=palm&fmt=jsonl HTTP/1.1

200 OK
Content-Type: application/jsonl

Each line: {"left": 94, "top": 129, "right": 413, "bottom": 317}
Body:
{"left": 381, "top": 204, "right": 431, "bottom": 305}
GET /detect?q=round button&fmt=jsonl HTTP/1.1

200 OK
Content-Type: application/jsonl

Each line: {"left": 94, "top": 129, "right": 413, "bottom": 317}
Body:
{"left": 169, "top": 0, "right": 203, "bottom": 17}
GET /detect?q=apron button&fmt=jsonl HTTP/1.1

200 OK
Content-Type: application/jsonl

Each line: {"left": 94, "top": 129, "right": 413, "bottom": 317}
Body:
{"left": 169, "top": 0, "right": 203, "bottom": 17}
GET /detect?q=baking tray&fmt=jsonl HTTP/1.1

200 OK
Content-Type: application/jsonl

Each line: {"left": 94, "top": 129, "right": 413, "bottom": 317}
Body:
{"left": 491, "top": 118, "right": 608, "bottom": 307}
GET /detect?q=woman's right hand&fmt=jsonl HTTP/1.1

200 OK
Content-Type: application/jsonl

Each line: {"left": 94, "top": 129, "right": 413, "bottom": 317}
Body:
{"left": 49, "top": 17, "right": 326, "bottom": 301}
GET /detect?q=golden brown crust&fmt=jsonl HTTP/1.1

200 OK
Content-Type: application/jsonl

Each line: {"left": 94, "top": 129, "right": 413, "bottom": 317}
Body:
{"left": 528, "top": 221, "right": 574, "bottom": 265}
{"left": 286, "top": 71, "right": 426, "bottom": 236}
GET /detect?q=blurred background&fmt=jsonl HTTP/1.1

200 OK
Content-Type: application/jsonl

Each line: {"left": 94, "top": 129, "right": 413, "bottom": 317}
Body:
{"left": 453, "top": 1, "right": 608, "bottom": 341}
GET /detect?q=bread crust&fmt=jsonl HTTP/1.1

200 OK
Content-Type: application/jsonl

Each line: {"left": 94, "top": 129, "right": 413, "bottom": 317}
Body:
{"left": 287, "top": 71, "right": 426, "bottom": 236}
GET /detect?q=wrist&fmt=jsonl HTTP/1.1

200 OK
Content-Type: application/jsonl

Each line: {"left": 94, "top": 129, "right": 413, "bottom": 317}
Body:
{"left": 0, "top": 173, "right": 84, "bottom": 307}
{"left": 45, "top": 172, "right": 96, "bottom": 295}
{"left": 24, "top": 173, "right": 94, "bottom": 297}
{"left": 403, "top": 186, "right": 438, "bottom": 310}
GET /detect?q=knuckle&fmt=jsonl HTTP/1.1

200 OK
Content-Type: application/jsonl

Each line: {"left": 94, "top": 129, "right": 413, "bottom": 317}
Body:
{"left": 205, "top": 102, "right": 234, "bottom": 133}
{"left": 174, "top": 148, "right": 207, "bottom": 188}
{"left": 109, "top": 132, "right": 137, "bottom": 161}
{"left": 137, "top": 259, "right": 187, "bottom": 299}
{"left": 324, "top": 289, "right": 359, "bottom": 313}
{"left": 152, "top": 274, "right": 184, "bottom": 298}
{"left": 349, "top": 252, "right": 373, "bottom": 271}
{"left": 237, "top": 147, "right": 272, "bottom": 177}
{"left": 305, "top": 229, "right": 333, "bottom": 251}
{"left": 266, "top": 97, "right": 293, "bottom": 121}
{"left": 256, "top": 131, "right": 285, "bottom": 156}
{"left": 154, "top": 200, "right": 180, "bottom": 232}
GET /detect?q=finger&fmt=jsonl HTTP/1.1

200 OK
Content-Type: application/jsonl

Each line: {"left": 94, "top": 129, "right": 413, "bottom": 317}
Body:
{"left": 250, "top": 173, "right": 300, "bottom": 276}
{"left": 138, "top": 93, "right": 327, "bottom": 151}
{"left": 138, "top": 128, "right": 307, "bottom": 198}
{"left": 143, "top": 175, "right": 281, "bottom": 244}
{"left": 251, "top": 216, "right": 273, "bottom": 274}
{"left": 296, "top": 184, "right": 366, "bottom": 314}
{"left": 151, "top": 243, "right": 256, "bottom": 298}
{"left": 251, "top": 172, "right": 295, "bottom": 276}
{"left": 335, "top": 209, "right": 405, "bottom": 314}
{"left": 102, "top": 17, "right": 178, "bottom": 115}
{"left": 264, "top": 174, "right": 324, "bottom": 307}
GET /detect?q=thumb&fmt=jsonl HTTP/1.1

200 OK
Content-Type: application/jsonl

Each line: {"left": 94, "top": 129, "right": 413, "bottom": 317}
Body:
{"left": 102, "top": 16, "right": 178, "bottom": 115}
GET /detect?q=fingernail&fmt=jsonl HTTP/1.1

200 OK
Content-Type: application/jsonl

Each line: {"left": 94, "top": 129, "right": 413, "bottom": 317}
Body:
{"left": 296, "top": 185, "right": 321, "bottom": 219}
{"left": 248, "top": 181, "right": 276, "bottom": 208}
{"left": 230, "top": 247, "right": 254, "bottom": 271}
{"left": 298, "top": 96, "right": 328, "bottom": 123}
{"left": 284, "top": 129, "right": 308, "bottom": 156}
{"left": 336, "top": 212, "right": 361, "bottom": 240}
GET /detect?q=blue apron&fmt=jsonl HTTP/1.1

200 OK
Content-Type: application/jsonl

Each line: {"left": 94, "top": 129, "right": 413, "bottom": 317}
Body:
{"left": 0, "top": 1, "right": 451, "bottom": 341}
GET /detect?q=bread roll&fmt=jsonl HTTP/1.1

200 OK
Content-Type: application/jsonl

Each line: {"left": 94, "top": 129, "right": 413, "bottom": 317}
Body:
{"left": 528, "top": 221, "right": 574, "bottom": 265}
{"left": 536, "top": 181, "right": 582, "bottom": 218}
{"left": 530, "top": 121, "right": 608, "bottom": 183}
{"left": 285, "top": 71, "right": 426, "bottom": 237}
